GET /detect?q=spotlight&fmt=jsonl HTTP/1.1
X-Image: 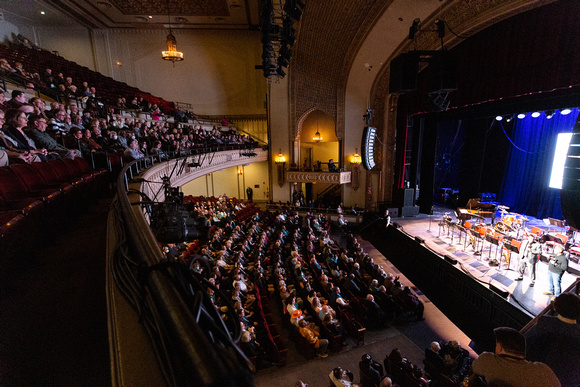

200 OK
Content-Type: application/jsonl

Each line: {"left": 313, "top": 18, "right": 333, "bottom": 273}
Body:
{"left": 561, "top": 108, "right": 572, "bottom": 115}
{"left": 409, "top": 18, "right": 420, "bottom": 39}
{"left": 284, "top": 0, "right": 304, "bottom": 21}
{"left": 495, "top": 115, "right": 503, "bottom": 121}
{"left": 517, "top": 113, "right": 526, "bottom": 119}
{"left": 505, "top": 115, "right": 513, "bottom": 122}
{"left": 545, "top": 110, "right": 555, "bottom": 119}
{"left": 531, "top": 111, "right": 541, "bottom": 118}
{"left": 435, "top": 19, "right": 445, "bottom": 39}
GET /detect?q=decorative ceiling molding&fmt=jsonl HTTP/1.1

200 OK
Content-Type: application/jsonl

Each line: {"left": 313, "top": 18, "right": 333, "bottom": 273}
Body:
{"left": 109, "top": 0, "right": 230, "bottom": 16}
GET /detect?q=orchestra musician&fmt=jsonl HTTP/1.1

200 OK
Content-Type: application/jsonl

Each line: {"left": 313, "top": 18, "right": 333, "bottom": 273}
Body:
{"left": 544, "top": 244, "right": 568, "bottom": 296}
{"left": 514, "top": 235, "right": 540, "bottom": 286}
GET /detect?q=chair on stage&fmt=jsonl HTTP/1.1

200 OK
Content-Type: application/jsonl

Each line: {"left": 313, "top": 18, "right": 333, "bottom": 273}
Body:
{"left": 530, "top": 226, "right": 543, "bottom": 238}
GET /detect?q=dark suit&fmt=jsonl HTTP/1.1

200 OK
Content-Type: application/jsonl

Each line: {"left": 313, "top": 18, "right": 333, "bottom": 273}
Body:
{"left": 525, "top": 315, "right": 580, "bottom": 387}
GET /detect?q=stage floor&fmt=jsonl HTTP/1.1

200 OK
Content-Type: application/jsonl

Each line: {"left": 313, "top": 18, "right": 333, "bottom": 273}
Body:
{"left": 393, "top": 205, "right": 579, "bottom": 316}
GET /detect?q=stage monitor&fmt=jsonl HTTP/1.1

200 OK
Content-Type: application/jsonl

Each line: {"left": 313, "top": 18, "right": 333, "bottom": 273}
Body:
{"left": 361, "top": 126, "right": 377, "bottom": 170}
{"left": 549, "top": 132, "right": 573, "bottom": 189}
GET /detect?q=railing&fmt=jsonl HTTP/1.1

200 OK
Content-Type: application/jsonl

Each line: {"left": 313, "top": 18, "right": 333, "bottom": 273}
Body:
{"left": 109, "top": 146, "right": 261, "bottom": 386}
{"left": 520, "top": 278, "right": 580, "bottom": 335}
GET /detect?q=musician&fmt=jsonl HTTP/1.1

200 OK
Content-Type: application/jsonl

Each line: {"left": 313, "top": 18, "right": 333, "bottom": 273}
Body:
{"left": 544, "top": 245, "right": 568, "bottom": 296}
{"left": 515, "top": 235, "right": 540, "bottom": 286}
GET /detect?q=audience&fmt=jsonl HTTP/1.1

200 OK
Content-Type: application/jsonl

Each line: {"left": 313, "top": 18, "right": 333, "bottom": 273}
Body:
{"left": 524, "top": 292, "right": 580, "bottom": 386}
{"left": 469, "top": 327, "right": 560, "bottom": 386}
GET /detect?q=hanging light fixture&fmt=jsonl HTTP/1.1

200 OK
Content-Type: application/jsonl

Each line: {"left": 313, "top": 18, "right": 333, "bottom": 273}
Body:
{"left": 313, "top": 112, "right": 322, "bottom": 142}
{"left": 162, "top": 0, "right": 184, "bottom": 65}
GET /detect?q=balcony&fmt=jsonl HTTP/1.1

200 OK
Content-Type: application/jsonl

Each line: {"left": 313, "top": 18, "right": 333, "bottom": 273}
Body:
{"left": 285, "top": 170, "right": 351, "bottom": 184}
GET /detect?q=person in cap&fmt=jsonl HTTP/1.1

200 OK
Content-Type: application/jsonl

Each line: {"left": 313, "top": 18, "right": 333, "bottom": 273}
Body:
{"left": 525, "top": 292, "right": 580, "bottom": 386}
{"left": 469, "top": 327, "right": 560, "bottom": 386}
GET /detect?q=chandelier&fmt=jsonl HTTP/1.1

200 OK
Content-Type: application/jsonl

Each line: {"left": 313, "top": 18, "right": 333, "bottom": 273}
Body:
{"left": 162, "top": 0, "right": 183, "bottom": 64}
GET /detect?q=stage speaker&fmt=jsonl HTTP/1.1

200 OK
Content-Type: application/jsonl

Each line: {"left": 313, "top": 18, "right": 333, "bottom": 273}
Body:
{"left": 561, "top": 126, "right": 580, "bottom": 230}
{"left": 444, "top": 255, "right": 457, "bottom": 265}
{"left": 489, "top": 283, "right": 509, "bottom": 298}
{"left": 415, "top": 236, "right": 425, "bottom": 244}
{"left": 403, "top": 188, "right": 415, "bottom": 207}
{"left": 428, "top": 51, "right": 457, "bottom": 93}
{"left": 389, "top": 53, "right": 418, "bottom": 94}
{"left": 400, "top": 205, "right": 419, "bottom": 217}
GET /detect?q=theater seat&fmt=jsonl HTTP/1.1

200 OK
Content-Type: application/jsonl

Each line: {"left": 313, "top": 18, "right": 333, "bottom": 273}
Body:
{"left": 8, "top": 164, "right": 64, "bottom": 206}
{"left": 0, "top": 167, "right": 56, "bottom": 212}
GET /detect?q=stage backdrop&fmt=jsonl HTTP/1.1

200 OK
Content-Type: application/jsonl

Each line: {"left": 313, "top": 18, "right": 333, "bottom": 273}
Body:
{"left": 499, "top": 109, "right": 579, "bottom": 220}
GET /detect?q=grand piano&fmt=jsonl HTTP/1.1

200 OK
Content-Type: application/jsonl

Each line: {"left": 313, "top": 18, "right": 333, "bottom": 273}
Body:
{"left": 455, "top": 199, "right": 496, "bottom": 225}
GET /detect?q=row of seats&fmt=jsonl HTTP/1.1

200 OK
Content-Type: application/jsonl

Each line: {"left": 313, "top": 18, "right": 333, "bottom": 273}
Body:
{"left": 0, "top": 43, "right": 174, "bottom": 113}
{"left": 0, "top": 158, "right": 108, "bottom": 264}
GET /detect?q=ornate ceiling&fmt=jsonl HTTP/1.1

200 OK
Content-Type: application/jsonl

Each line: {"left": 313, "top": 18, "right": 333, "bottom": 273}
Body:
{"left": 0, "top": 0, "right": 261, "bottom": 30}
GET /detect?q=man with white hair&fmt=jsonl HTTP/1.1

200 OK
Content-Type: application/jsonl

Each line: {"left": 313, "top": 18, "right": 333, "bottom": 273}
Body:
{"left": 544, "top": 244, "right": 568, "bottom": 296}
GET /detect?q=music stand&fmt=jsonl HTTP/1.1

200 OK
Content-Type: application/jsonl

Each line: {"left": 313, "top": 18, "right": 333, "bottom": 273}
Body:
{"left": 469, "top": 229, "right": 483, "bottom": 258}
{"left": 503, "top": 243, "right": 520, "bottom": 271}
{"left": 456, "top": 224, "right": 467, "bottom": 246}
{"left": 485, "top": 234, "right": 500, "bottom": 261}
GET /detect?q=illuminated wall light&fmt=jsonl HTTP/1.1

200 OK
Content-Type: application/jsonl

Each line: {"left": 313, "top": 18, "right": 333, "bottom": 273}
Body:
{"left": 531, "top": 111, "right": 541, "bottom": 118}
{"left": 495, "top": 115, "right": 503, "bottom": 121}
{"left": 561, "top": 108, "right": 572, "bottom": 115}
{"left": 517, "top": 113, "right": 526, "bottom": 119}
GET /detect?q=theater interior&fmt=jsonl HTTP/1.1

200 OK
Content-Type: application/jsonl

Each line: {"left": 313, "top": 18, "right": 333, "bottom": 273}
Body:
{"left": 0, "top": 1, "right": 579, "bottom": 386}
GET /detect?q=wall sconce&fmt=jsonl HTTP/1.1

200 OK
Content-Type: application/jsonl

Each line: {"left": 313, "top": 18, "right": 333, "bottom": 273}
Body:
{"left": 274, "top": 149, "right": 286, "bottom": 187}
{"left": 350, "top": 148, "right": 361, "bottom": 191}
{"left": 237, "top": 166, "right": 243, "bottom": 175}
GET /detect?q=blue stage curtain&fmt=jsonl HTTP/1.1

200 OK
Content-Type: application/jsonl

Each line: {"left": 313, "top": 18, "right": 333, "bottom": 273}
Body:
{"left": 499, "top": 109, "right": 579, "bottom": 220}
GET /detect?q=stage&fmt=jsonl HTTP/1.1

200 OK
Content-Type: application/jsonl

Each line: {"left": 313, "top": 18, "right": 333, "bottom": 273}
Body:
{"left": 391, "top": 205, "right": 579, "bottom": 317}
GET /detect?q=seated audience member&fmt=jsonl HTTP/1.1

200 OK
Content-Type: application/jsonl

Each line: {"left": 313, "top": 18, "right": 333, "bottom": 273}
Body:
{"left": 64, "top": 127, "right": 92, "bottom": 156}
{"left": 329, "top": 367, "right": 355, "bottom": 387}
{"left": 359, "top": 353, "right": 384, "bottom": 387}
{"left": 48, "top": 108, "right": 69, "bottom": 135}
{"left": 328, "top": 158, "right": 338, "bottom": 172}
{"left": 440, "top": 340, "right": 469, "bottom": 376}
{"left": 25, "top": 115, "right": 81, "bottom": 159}
{"left": 298, "top": 318, "right": 328, "bottom": 358}
{"left": 0, "top": 58, "right": 15, "bottom": 74}
{"left": 6, "top": 90, "right": 27, "bottom": 110}
{"left": 81, "top": 128, "right": 104, "bottom": 152}
{"left": 398, "top": 286, "right": 424, "bottom": 321}
{"left": 2, "top": 109, "right": 54, "bottom": 161}
{"left": 469, "top": 327, "right": 560, "bottom": 387}
{"left": 0, "top": 111, "right": 37, "bottom": 164}
{"left": 525, "top": 292, "right": 580, "bottom": 387}
{"left": 123, "top": 138, "right": 145, "bottom": 161}
{"left": 362, "top": 294, "right": 387, "bottom": 329}
{"left": 424, "top": 341, "right": 445, "bottom": 376}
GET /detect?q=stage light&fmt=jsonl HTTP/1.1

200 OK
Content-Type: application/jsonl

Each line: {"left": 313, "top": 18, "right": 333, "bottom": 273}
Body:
{"left": 505, "top": 115, "right": 514, "bottom": 122}
{"left": 409, "top": 18, "right": 420, "bottom": 39}
{"left": 545, "top": 110, "right": 555, "bottom": 119}
{"left": 531, "top": 111, "right": 541, "bottom": 118}
{"left": 495, "top": 115, "right": 503, "bottom": 121}
{"left": 517, "top": 113, "right": 526, "bottom": 119}
{"left": 561, "top": 108, "right": 572, "bottom": 115}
